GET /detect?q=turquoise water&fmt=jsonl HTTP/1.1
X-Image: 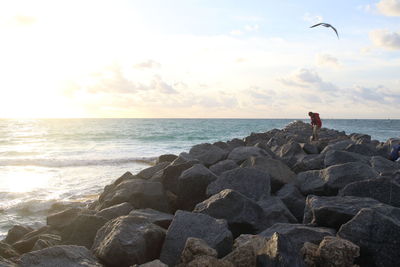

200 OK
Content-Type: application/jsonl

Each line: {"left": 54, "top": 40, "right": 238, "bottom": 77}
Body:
{"left": 0, "top": 118, "right": 399, "bottom": 236}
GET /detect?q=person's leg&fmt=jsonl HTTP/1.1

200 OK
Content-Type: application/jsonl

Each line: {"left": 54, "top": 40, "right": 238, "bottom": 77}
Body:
{"left": 315, "top": 126, "right": 320, "bottom": 140}
{"left": 312, "top": 125, "right": 317, "bottom": 141}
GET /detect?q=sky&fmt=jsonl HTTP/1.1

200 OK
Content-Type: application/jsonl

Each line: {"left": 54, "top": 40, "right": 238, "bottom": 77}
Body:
{"left": 0, "top": 0, "right": 400, "bottom": 118}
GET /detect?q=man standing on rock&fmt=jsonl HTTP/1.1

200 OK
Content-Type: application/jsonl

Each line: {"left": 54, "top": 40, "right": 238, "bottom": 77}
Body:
{"left": 308, "top": 111, "right": 322, "bottom": 141}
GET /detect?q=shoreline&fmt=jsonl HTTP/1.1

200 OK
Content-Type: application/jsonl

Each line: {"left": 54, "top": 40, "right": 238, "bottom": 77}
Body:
{"left": 1, "top": 120, "right": 400, "bottom": 266}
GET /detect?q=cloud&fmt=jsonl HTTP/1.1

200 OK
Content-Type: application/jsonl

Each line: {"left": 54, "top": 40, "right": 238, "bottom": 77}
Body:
{"left": 316, "top": 54, "right": 340, "bottom": 68}
{"left": 244, "top": 24, "right": 259, "bottom": 32}
{"left": 303, "top": 13, "right": 323, "bottom": 24}
{"left": 279, "top": 68, "right": 339, "bottom": 93}
{"left": 348, "top": 85, "right": 400, "bottom": 104}
{"left": 230, "top": 30, "right": 243, "bottom": 36}
{"left": 377, "top": 0, "right": 400, "bottom": 16}
{"left": 235, "top": 58, "right": 247, "bottom": 63}
{"left": 247, "top": 86, "right": 276, "bottom": 104}
{"left": 369, "top": 29, "right": 400, "bottom": 50}
{"left": 151, "top": 75, "right": 178, "bottom": 94}
{"left": 12, "top": 15, "right": 37, "bottom": 26}
{"left": 133, "top": 60, "right": 161, "bottom": 69}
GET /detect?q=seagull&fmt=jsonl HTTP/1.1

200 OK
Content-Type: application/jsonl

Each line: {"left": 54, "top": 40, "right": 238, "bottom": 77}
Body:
{"left": 310, "top": 23, "right": 339, "bottom": 39}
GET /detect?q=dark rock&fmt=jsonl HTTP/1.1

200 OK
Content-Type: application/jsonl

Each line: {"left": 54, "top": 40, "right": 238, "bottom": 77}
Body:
{"left": 181, "top": 255, "right": 234, "bottom": 267}
{"left": 112, "top": 171, "right": 136, "bottom": 187}
{"left": 317, "top": 236, "right": 360, "bottom": 267}
{"left": 223, "top": 242, "right": 257, "bottom": 267}
{"left": 194, "top": 189, "right": 268, "bottom": 237}
{"left": 4, "top": 225, "right": 33, "bottom": 245}
{"left": 227, "top": 146, "right": 271, "bottom": 164}
{"left": 276, "top": 184, "right": 306, "bottom": 222}
{"left": 259, "top": 223, "right": 335, "bottom": 253}
{"left": 159, "top": 210, "right": 233, "bottom": 266}
{"left": 139, "top": 259, "right": 168, "bottom": 267}
{"left": 257, "top": 197, "right": 297, "bottom": 228}
{"left": 129, "top": 208, "right": 174, "bottom": 229}
{"left": 156, "top": 154, "right": 178, "bottom": 164}
{"left": 369, "top": 156, "right": 400, "bottom": 175}
{"left": 16, "top": 245, "right": 102, "bottom": 267}
{"left": 240, "top": 156, "right": 296, "bottom": 193}
{"left": 92, "top": 216, "right": 165, "bottom": 267}
{"left": 320, "top": 140, "right": 354, "bottom": 154}
{"left": 0, "top": 242, "right": 19, "bottom": 259}
{"left": 12, "top": 226, "right": 52, "bottom": 254}
{"left": 98, "top": 179, "right": 170, "bottom": 212}
{"left": 301, "top": 143, "right": 319, "bottom": 154}
{"left": 180, "top": 237, "right": 217, "bottom": 264}
{"left": 349, "top": 133, "right": 371, "bottom": 144}
{"left": 292, "top": 154, "right": 325, "bottom": 173}
{"left": 344, "top": 143, "right": 378, "bottom": 156}
{"left": 177, "top": 164, "right": 218, "bottom": 211}
{"left": 338, "top": 208, "right": 400, "bottom": 267}
{"left": 276, "top": 141, "right": 307, "bottom": 168}
{"left": 257, "top": 232, "right": 306, "bottom": 267}
{"left": 207, "top": 167, "right": 271, "bottom": 201}
{"left": 297, "top": 162, "right": 379, "bottom": 196}
{"left": 303, "top": 195, "right": 395, "bottom": 229}
{"left": 95, "top": 202, "right": 134, "bottom": 221}
{"left": 60, "top": 215, "right": 107, "bottom": 249}
{"left": 171, "top": 153, "right": 199, "bottom": 166}
{"left": 209, "top": 160, "right": 238, "bottom": 176}
{"left": 0, "top": 256, "right": 14, "bottom": 267}
{"left": 137, "top": 162, "right": 170, "bottom": 180}
{"left": 189, "top": 143, "right": 228, "bottom": 166}
{"left": 226, "top": 138, "right": 246, "bottom": 150}
{"left": 339, "top": 177, "right": 400, "bottom": 208}
{"left": 244, "top": 131, "right": 275, "bottom": 146}
{"left": 31, "top": 234, "right": 61, "bottom": 251}
{"left": 47, "top": 207, "right": 83, "bottom": 230}
{"left": 324, "top": 150, "right": 369, "bottom": 167}
{"left": 161, "top": 161, "right": 196, "bottom": 195}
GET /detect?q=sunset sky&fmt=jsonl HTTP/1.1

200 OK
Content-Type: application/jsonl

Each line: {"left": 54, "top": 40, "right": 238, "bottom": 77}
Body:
{"left": 1, "top": 0, "right": 400, "bottom": 118}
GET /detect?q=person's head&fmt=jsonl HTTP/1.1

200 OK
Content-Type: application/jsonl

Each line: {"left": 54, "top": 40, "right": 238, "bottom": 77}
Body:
{"left": 308, "top": 112, "right": 313, "bottom": 116}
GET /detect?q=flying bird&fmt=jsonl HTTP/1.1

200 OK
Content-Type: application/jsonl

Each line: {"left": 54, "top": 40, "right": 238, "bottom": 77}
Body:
{"left": 310, "top": 23, "right": 339, "bottom": 39}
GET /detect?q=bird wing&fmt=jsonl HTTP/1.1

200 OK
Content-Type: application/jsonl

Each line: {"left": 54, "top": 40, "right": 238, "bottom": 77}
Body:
{"left": 310, "top": 23, "right": 324, "bottom": 28}
{"left": 328, "top": 25, "right": 339, "bottom": 39}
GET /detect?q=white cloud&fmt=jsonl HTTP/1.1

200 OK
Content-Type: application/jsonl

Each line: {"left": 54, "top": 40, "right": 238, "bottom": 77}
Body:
{"left": 230, "top": 30, "right": 243, "bottom": 36}
{"left": 316, "top": 54, "right": 340, "bottom": 68}
{"left": 303, "top": 13, "right": 323, "bottom": 24}
{"left": 133, "top": 60, "right": 161, "bottom": 69}
{"left": 370, "top": 29, "right": 400, "bottom": 50}
{"left": 244, "top": 24, "right": 259, "bottom": 32}
{"left": 377, "top": 0, "right": 400, "bottom": 16}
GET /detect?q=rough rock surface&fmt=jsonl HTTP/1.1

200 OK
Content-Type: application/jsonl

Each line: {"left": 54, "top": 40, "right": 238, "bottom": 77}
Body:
{"left": 209, "top": 160, "right": 238, "bottom": 176}
{"left": 95, "top": 202, "right": 134, "bottom": 220}
{"left": 276, "top": 184, "right": 306, "bottom": 222}
{"left": 317, "top": 236, "right": 360, "bottom": 267}
{"left": 256, "top": 196, "right": 298, "bottom": 227}
{"left": 159, "top": 210, "right": 233, "bottom": 266}
{"left": 4, "top": 225, "right": 33, "bottom": 245}
{"left": 189, "top": 143, "right": 228, "bottom": 166}
{"left": 179, "top": 237, "right": 217, "bottom": 264}
{"left": 129, "top": 208, "right": 174, "bottom": 229}
{"left": 227, "top": 146, "right": 271, "bottom": 164}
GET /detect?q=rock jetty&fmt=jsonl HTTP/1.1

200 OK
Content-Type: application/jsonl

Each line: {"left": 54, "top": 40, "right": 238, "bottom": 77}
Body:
{"left": 2, "top": 121, "right": 400, "bottom": 267}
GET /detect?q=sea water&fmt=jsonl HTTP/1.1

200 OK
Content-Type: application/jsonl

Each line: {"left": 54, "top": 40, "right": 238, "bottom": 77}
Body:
{"left": 0, "top": 118, "right": 399, "bottom": 236}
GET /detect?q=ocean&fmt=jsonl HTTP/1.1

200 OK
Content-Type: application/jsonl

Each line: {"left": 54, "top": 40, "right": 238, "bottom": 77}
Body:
{"left": 0, "top": 118, "right": 399, "bottom": 237}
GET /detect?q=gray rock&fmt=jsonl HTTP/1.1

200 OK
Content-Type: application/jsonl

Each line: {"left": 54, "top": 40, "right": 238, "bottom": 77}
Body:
{"left": 92, "top": 216, "right": 165, "bottom": 267}
{"left": 161, "top": 161, "right": 197, "bottom": 195}
{"left": 139, "top": 259, "right": 168, "bottom": 267}
{"left": 156, "top": 154, "right": 178, "bottom": 164}
{"left": 180, "top": 237, "right": 217, "bottom": 264}
{"left": 12, "top": 226, "right": 52, "bottom": 254}
{"left": 338, "top": 208, "right": 400, "bottom": 267}
{"left": 207, "top": 167, "right": 271, "bottom": 201}
{"left": 194, "top": 189, "right": 268, "bottom": 237}
{"left": 240, "top": 156, "right": 296, "bottom": 193}
{"left": 31, "top": 234, "right": 61, "bottom": 251}
{"left": 47, "top": 207, "right": 84, "bottom": 230}
{"left": 129, "top": 208, "right": 174, "bottom": 229}
{"left": 4, "top": 225, "right": 33, "bottom": 245}
{"left": 260, "top": 223, "right": 335, "bottom": 254}
{"left": 339, "top": 177, "right": 400, "bottom": 208}
{"left": 349, "top": 133, "right": 371, "bottom": 144}
{"left": 292, "top": 154, "right": 325, "bottom": 173}
{"left": 276, "top": 184, "right": 306, "bottom": 222}
{"left": 17, "top": 245, "right": 102, "bottom": 267}
{"left": 257, "top": 197, "right": 297, "bottom": 228}
{"left": 370, "top": 156, "right": 400, "bottom": 175}
{"left": 137, "top": 162, "right": 170, "bottom": 180}
{"left": 276, "top": 141, "right": 307, "bottom": 168}
{"left": 189, "top": 143, "right": 228, "bottom": 166}
{"left": 209, "top": 160, "right": 238, "bottom": 176}
{"left": 159, "top": 210, "right": 233, "bottom": 266}
{"left": 227, "top": 146, "right": 271, "bottom": 164}
{"left": 303, "top": 195, "right": 395, "bottom": 229}
{"left": 297, "top": 162, "right": 379, "bottom": 195}
{"left": 324, "top": 150, "right": 369, "bottom": 167}
{"left": 60, "top": 215, "right": 108, "bottom": 249}
{"left": 98, "top": 179, "right": 170, "bottom": 212}
{"left": 95, "top": 202, "right": 134, "bottom": 221}
{"left": 301, "top": 143, "right": 319, "bottom": 154}
{"left": 320, "top": 140, "right": 354, "bottom": 154}
{"left": 177, "top": 164, "right": 218, "bottom": 211}
{"left": 0, "top": 256, "right": 15, "bottom": 267}
{"left": 344, "top": 143, "right": 378, "bottom": 157}
{"left": 257, "top": 232, "right": 306, "bottom": 267}
{"left": 0, "top": 241, "right": 19, "bottom": 259}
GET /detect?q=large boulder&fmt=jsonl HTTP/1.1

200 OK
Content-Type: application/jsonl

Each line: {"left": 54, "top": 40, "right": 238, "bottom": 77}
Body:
{"left": 179, "top": 237, "right": 217, "bottom": 265}
{"left": 189, "top": 143, "right": 228, "bottom": 166}
{"left": 177, "top": 164, "right": 218, "bottom": 211}
{"left": 95, "top": 202, "right": 134, "bottom": 221}
{"left": 369, "top": 156, "right": 400, "bottom": 175}
{"left": 155, "top": 154, "right": 178, "bottom": 164}
{"left": 292, "top": 154, "right": 325, "bottom": 173}
{"left": 0, "top": 242, "right": 19, "bottom": 259}
{"left": 276, "top": 184, "right": 306, "bottom": 222}
{"left": 161, "top": 161, "right": 197, "bottom": 195}
{"left": 324, "top": 150, "right": 369, "bottom": 167}
{"left": 92, "top": 216, "right": 166, "bottom": 267}
{"left": 240, "top": 156, "right": 296, "bottom": 192}
{"left": 259, "top": 223, "right": 335, "bottom": 253}
{"left": 12, "top": 226, "right": 52, "bottom": 254}
{"left": 339, "top": 177, "right": 400, "bottom": 208}
{"left": 303, "top": 195, "right": 396, "bottom": 229}
{"left": 31, "top": 234, "right": 61, "bottom": 251}
{"left": 98, "top": 179, "right": 170, "bottom": 212}
{"left": 338, "top": 208, "right": 400, "bottom": 267}
{"left": 209, "top": 160, "right": 238, "bottom": 176}
{"left": 297, "top": 162, "right": 379, "bottom": 196}
{"left": 207, "top": 167, "right": 271, "bottom": 201}
{"left": 257, "top": 197, "right": 298, "bottom": 227}
{"left": 159, "top": 210, "right": 233, "bottom": 266}
{"left": 301, "top": 143, "right": 319, "bottom": 154}
{"left": 194, "top": 189, "right": 269, "bottom": 237}
{"left": 47, "top": 208, "right": 84, "bottom": 230}
{"left": 320, "top": 140, "right": 354, "bottom": 154}
{"left": 344, "top": 143, "right": 378, "bottom": 156}
{"left": 4, "top": 225, "right": 33, "bottom": 245}
{"left": 317, "top": 236, "right": 360, "bottom": 267}
{"left": 227, "top": 146, "right": 271, "bottom": 164}
{"left": 129, "top": 208, "right": 174, "bottom": 229}
{"left": 60, "top": 215, "right": 107, "bottom": 249}
{"left": 276, "top": 141, "right": 307, "bottom": 168}
{"left": 137, "top": 162, "right": 170, "bottom": 180}
{"left": 16, "top": 245, "right": 102, "bottom": 267}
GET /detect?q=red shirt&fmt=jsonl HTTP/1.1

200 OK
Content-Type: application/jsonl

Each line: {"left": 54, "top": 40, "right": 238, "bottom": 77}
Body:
{"left": 310, "top": 113, "right": 322, "bottom": 127}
